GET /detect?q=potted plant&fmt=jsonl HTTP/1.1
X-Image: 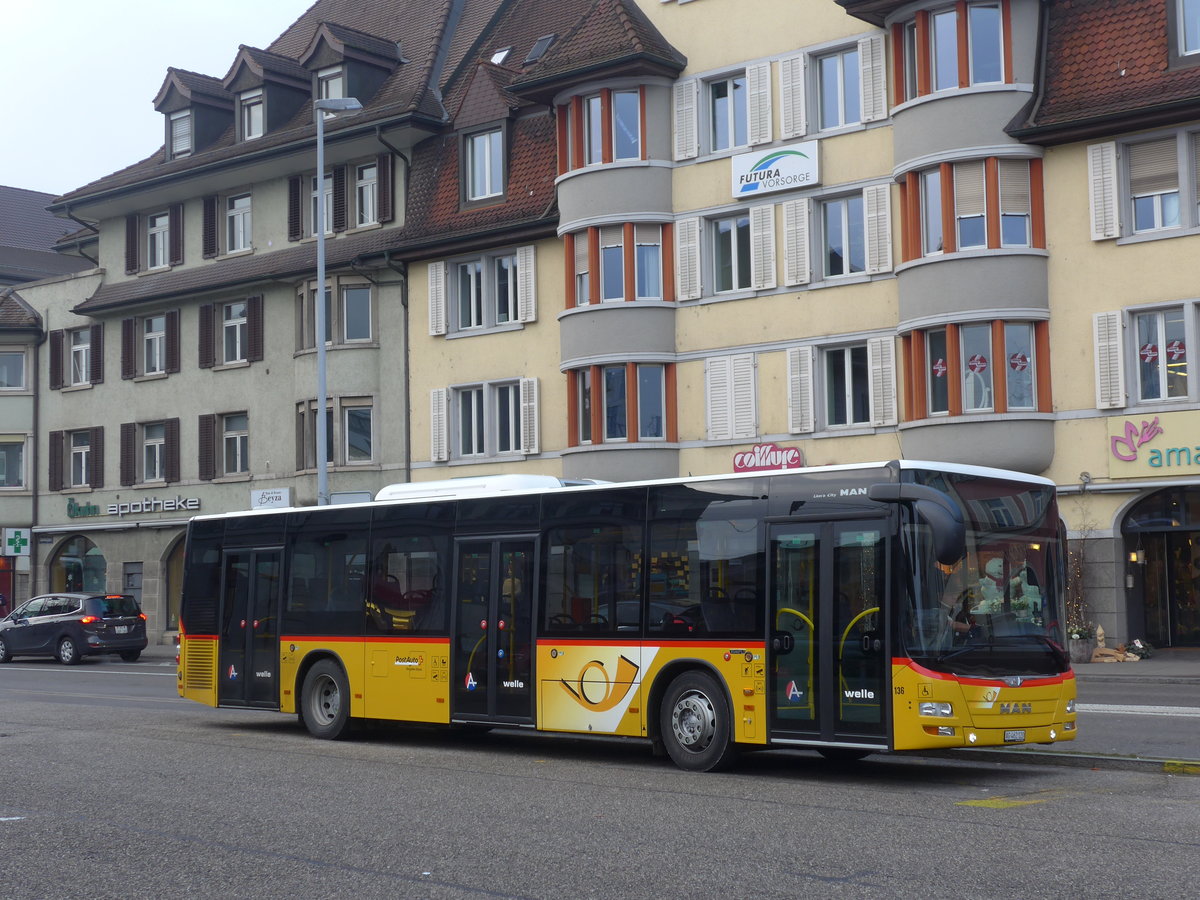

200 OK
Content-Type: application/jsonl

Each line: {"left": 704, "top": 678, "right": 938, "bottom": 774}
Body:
{"left": 1066, "top": 620, "right": 1096, "bottom": 663}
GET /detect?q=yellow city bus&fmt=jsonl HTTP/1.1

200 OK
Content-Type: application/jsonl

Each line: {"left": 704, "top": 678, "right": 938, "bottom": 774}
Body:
{"left": 177, "top": 461, "right": 1077, "bottom": 771}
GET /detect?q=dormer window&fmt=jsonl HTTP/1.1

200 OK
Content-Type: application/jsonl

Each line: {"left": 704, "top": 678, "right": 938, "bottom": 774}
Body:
{"left": 465, "top": 128, "right": 504, "bottom": 201}
{"left": 317, "top": 66, "right": 344, "bottom": 117}
{"left": 169, "top": 110, "right": 192, "bottom": 159}
{"left": 240, "top": 89, "right": 263, "bottom": 140}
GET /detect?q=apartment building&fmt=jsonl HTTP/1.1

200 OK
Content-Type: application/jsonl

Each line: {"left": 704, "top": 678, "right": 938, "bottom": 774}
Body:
{"left": 10, "top": 0, "right": 1200, "bottom": 648}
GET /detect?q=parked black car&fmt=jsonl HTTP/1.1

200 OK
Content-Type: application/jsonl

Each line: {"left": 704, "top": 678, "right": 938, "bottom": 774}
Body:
{"left": 0, "top": 593, "right": 148, "bottom": 664}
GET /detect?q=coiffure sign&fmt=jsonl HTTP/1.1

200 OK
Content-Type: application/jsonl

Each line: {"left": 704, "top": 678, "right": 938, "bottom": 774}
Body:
{"left": 730, "top": 140, "right": 819, "bottom": 198}
{"left": 1107, "top": 409, "right": 1200, "bottom": 477}
{"left": 733, "top": 443, "right": 805, "bottom": 473}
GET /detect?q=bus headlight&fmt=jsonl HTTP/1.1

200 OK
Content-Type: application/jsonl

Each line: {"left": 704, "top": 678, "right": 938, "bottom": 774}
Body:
{"left": 919, "top": 702, "right": 953, "bottom": 717}
{"left": 1065, "top": 699, "right": 1076, "bottom": 714}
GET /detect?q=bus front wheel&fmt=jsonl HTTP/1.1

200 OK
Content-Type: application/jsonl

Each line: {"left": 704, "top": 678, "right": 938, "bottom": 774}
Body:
{"left": 301, "top": 660, "right": 352, "bottom": 739}
{"left": 660, "top": 671, "right": 736, "bottom": 772}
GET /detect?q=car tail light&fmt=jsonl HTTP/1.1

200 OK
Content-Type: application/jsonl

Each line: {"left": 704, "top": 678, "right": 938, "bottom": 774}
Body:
{"left": 138, "top": 613, "right": 148, "bottom": 621}
{"left": 80, "top": 615, "right": 99, "bottom": 625}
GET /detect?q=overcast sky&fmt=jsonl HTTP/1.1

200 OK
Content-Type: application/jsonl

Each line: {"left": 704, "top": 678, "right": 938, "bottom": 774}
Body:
{"left": 3, "top": 1, "right": 308, "bottom": 196}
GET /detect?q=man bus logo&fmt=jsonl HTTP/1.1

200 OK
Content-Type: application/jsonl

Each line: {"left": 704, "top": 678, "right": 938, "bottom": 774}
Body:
{"left": 560, "top": 655, "right": 640, "bottom": 711}
{"left": 1000, "top": 702, "right": 1032, "bottom": 714}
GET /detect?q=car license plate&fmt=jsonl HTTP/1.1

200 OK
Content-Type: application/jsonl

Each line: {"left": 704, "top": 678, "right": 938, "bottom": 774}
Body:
{"left": 1003, "top": 729, "right": 1025, "bottom": 743}
{"left": 115, "top": 625, "right": 128, "bottom": 634}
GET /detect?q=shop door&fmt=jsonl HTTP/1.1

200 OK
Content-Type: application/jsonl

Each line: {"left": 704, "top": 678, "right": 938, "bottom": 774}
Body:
{"left": 217, "top": 548, "right": 281, "bottom": 708}
{"left": 769, "top": 521, "right": 888, "bottom": 745}
{"left": 1143, "top": 534, "right": 1200, "bottom": 646}
{"left": 452, "top": 538, "right": 536, "bottom": 723}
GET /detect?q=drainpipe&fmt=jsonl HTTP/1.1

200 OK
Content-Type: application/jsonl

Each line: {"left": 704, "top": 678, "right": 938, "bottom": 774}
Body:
{"left": 385, "top": 251, "right": 410, "bottom": 485}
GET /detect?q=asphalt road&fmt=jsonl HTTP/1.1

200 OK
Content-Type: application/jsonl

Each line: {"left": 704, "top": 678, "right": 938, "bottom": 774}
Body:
{"left": 1, "top": 658, "right": 1197, "bottom": 899}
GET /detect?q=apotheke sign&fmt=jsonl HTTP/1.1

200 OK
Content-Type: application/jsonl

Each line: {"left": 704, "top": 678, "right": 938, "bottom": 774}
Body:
{"left": 731, "top": 140, "right": 819, "bottom": 197}
{"left": 66, "top": 495, "right": 201, "bottom": 519}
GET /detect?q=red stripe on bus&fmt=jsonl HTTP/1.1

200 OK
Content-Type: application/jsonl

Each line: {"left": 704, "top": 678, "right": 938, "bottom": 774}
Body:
{"left": 539, "top": 638, "right": 765, "bottom": 649}
{"left": 896, "top": 656, "right": 1074, "bottom": 686}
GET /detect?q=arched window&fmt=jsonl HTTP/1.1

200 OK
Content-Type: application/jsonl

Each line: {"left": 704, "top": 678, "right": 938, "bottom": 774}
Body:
{"left": 51, "top": 535, "right": 107, "bottom": 593}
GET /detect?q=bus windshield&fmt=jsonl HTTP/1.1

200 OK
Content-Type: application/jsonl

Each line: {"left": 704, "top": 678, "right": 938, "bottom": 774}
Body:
{"left": 900, "top": 473, "right": 1069, "bottom": 678}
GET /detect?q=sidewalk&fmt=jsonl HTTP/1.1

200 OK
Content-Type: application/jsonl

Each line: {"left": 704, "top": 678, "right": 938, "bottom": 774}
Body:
{"left": 1070, "top": 647, "right": 1200, "bottom": 684}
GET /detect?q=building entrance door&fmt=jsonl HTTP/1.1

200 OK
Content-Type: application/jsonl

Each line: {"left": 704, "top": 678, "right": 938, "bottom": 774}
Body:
{"left": 1142, "top": 534, "right": 1200, "bottom": 646}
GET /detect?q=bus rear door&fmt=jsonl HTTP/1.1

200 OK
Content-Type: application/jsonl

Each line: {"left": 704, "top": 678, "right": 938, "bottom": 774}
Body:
{"left": 217, "top": 548, "right": 281, "bottom": 709}
{"left": 451, "top": 538, "right": 536, "bottom": 724}
{"left": 769, "top": 521, "right": 888, "bottom": 749}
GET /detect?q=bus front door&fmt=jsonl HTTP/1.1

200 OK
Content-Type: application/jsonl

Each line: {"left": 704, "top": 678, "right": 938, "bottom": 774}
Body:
{"left": 452, "top": 538, "right": 536, "bottom": 724}
{"left": 217, "top": 548, "right": 281, "bottom": 709}
{"left": 769, "top": 522, "right": 888, "bottom": 748}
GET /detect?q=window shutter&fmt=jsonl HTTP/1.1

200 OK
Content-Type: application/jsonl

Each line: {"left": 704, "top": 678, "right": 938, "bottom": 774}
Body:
{"left": 198, "top": 414, "right": 216, "bottom": 481}
{"left": 781, "top": 198, "right": 811, "bottom": 286}
{"left": 1192, "top": 134, "right": 1200, "bottom": 202}
{"left": 1093, "top": 311, "right": 1126, "bottom": 409}
{"left": 247, "top": 295, "right": 264, "bottom": 361}
{"left": 124, "top": 214, "right": 139, "bottom": 274}
{"left": 48, "top": 431, "right": 64, "bottom": 492}
{"left": 516, "top": 245, "right": 537, "bottom": 322}
{"left": 705, "top": 356, "right": 732, "bottom": 440}
{"left": 672, "top": 78, "right": 698, "bottom": 161}
{"left": 165, "top": 417, "right": 181, "bottom": 483}
{"left": 428, "top": 261, "right": 447, "bottom": 335}
{"left": 864, "top": 183, "right": 893, "bottom": 274}
{"left": 675, "top": 217, "right": 702, "bottom": 300}
{"left": 779, "top": 54, "right": 807, "bottom": 139}
{"left": 858, "top": 34, "right": 887, "bottom": 122}
{"left": 202, "top": 196, "right": 218, "bottom": 258}
{"left": 89, "top": 323, "right": 104, "bottom": 384}
{"left": 955, "top": 161, "right": 986, "bottom": 217}
{"left": 166, "top": 310, "right": 180, "bottom": 374}
{"left": 747, "top": 62, "right": 773, "bottom": 146}
{"left": 377, "top": 153, "right": 394, "bottom": 223}
{"left": 121, "top": 318, "right": 136, "bottom": 380}
{"left": 1129, "top": 138, "right": 1179, "bottom": 196}
{"left": 1088, "top": 142, "right": 1119, "bottom": 240}
{"left": 332, "top": 165, "right": 348, "bottom": 233}
{"left": 998, "top": 159, "right": 1031, "bottom": 215}
{"left": 787, "top": 346, "right": 815, "bottom": 434}
{"left": 430, "top": 388, "right": 448, "bottom": 462}
{"left": 49, "top": 330, "right": 63, "bottom": 390}
{"left": 90, "top": 426, "right": 104, "bottom": 489}
{"left": 198, "top": 304, "right": 215, "bottom": 369}
{"left": 750, "top": 204, "right": 776, "bottom": 290}
{"left": 119, "top": 422, "right": 136, "bottom": 486}
{"left": 868, "top": 336, "right": 898, "bottom": 426}
{"left": 731, "top": 353, "right": 757, "bottom": 439}
{"left": 520, "top": 377, "right": 539, "bottom": 454}
{"left": 287, "top": 176, "right": 303, "bottom": 241}
{"left": 168, "top": 203, "right": 184, "bottom": 266}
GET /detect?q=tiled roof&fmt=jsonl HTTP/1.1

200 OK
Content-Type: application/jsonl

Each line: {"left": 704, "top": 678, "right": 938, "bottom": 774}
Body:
{"left": 1012, "top": 0, "right": 1200, "bottom": 142}
{"left": 303, "top": 22, "right": 404, "bottom": 65}
{"left": 0, "top": 288, "right": 44, "bottom": 330}
{"left": 154, "top": 68, "right": 234, "bottom": 109}
{"left": 0, "top": 186, "right": 79, "bottom": 250}
{"left": 223, "top": 45, "right": 312, "bottom": 87}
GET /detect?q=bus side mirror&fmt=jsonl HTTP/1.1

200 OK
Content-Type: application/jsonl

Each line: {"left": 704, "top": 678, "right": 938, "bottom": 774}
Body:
{"left": 868, "top": 482, "right": 966, "bottom": 566}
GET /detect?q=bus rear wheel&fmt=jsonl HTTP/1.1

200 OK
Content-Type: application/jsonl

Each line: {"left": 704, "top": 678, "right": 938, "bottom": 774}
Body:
{"left": 660, "top": 671, "right": 736, "bottom": 772}
{"left": 301, "top": 660, "right": 352, "bottom": 739}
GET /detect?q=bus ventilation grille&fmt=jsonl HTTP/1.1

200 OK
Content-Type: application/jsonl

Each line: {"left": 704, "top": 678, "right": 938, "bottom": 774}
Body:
{"left": 185, "top": 642, "right": 216, "bottom": 691}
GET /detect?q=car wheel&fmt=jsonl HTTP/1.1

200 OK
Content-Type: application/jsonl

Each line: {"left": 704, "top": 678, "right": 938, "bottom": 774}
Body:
{"left": 57, "top": 636, "right": 81, "bottom": 666}
{"left": 659, "top": 670, "right": 736, "bottom": 772}
{"left": 119, "top": 650, "right": 141, "bottom": 662}
{"left": 300, "top": 659, "right": 352, "bottom": 739}
{"left": 0, "top": 635, "right": 10, "bottom": 664}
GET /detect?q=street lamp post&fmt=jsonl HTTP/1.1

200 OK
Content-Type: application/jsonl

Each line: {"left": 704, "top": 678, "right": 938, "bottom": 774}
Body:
{"left": 313, "top": 96, "right": 362, "bottom": 505}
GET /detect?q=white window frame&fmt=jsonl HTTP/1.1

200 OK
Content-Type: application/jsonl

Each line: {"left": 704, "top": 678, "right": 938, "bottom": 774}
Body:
{"left": 1134, "top": 307, "right": 1191, "bottom": 403}
{"left": 922, "top": 168, "right": 944, "bottom": 255}
{"left": 226, "top": 193, "right": 252, "bottom": 253}
{"left": 1182, "top": 0, "right": 1200, "bottom": 55}
{"left": 931, "top": 8, "right": 960, "bottom": 92}
{"left": 343, "top": 403, "right": 373, "bottom": 463}
{"left": 960, "top": 322, "right": 995, "bottom": 412}
{"left": 222, "top": 412, "right": 249, "bottom": 475}
{"left": 355, "top": 163, "right": 378, "bottom": 226}
{"left": 602, "top": 365, "right": 628, "bottom": 442}
{"left": 342, "top": 285, "right": 372, "bottom": 343}
{"left": 612, "top": 89, "right": 641, "bottom": 160}
{"left": 69, "top": 330, "right": 90, "bottom": 386}
{"left": 310, "top": 173, "right": 333, "bottom": 237}
{"left": 466, "top": 128, "right": 503, "bottom": 200}
{"left": 600, "top": 227, "right": 625, "bottom": 302}
{"left": 169, "top": 110, "right": 191, "bottom": 158}
{"left": 708, "top": 73, "right": 748, "bottom": 152}
{"left": 634, "top": 225, "right": 662, "bottom": 300}
{"left": 240, "top": 89, "right": 263, "bottom": 140}
{"left": 317, "top": 66, "right": 344, "bottom": 116}
{"left": 431, "top": 248, "right": 535, "bottom": 336}
{"left": 636, "top": 364, "right": 666, "bottom": 441}
{"left": 817, "top": 46, "right": 861, "bottom": 131}
{"left": 143, "top": 315, "right": 166, "bottom": 375}
{"left": 967, "top": 2, "right": 1004, "bottom": 85}
{"left": 147, "top": 212, "right": 170, "bottom": 269}
{"left": 1003, "top": 322, "right": 1038, "bottom": 411}
{"left": 823, "top": 344, "right": 871, "bottom": 427}
{"left": 577, "top": 368, "right": 593, "bottom": 444}
{"left": 143, "top": 422, "right": 166, "bottom": 482}
{"left": 711, "top": 214, "right": 752, "bottom": 293}
{"left": 0, "top": 437, "right": 25, "bottom": 488}
{"left": 583, "top": 94, "right": 604, "bottom": 165}
{"left": 70, "top": 430, "right": 91, "bottom": 487}
{"left": 0, "top": 348, "right": 25, "bottom": 391}
{"left": 822, "top": 194, "right": 865, "bottom": 278}
{"left": 447, "top": 379, "right": 533, "bottom": 459}
{"left": 222, "top": 301, "right": 247, "bottom": 364}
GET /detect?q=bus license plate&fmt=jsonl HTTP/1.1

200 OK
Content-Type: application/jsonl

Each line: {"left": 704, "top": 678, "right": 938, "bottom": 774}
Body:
{"left": 1003, "top": 729, "right": 1025, "bottom": 743}
{"left": 115, "top": 625, "right": 128, "bottom": 634}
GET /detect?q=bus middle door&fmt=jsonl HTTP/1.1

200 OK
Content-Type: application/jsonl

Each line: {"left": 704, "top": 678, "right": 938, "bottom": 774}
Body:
{"left": 769, "top": 521, "right": 888, "bottom": 748}
{"left": 217, "top": 547, "right": 282, "bottom": 709}
{"left": 451, "top": 538, "right": 536, "bottom": 724}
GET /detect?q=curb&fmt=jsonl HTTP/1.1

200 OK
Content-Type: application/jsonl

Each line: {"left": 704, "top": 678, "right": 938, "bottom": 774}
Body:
{"left": 917, "top": 747, "right": 1200, "bottom": 775}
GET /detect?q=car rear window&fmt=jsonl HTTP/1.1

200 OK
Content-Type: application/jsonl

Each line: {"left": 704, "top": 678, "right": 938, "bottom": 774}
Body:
{"left": 92, "top": 595, "right": 141, "bottom": 617}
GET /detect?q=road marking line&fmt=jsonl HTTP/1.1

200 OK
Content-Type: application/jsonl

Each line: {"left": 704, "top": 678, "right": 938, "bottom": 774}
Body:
{"left": 1078, "top": 703, "right": 1200, "bottom": 718}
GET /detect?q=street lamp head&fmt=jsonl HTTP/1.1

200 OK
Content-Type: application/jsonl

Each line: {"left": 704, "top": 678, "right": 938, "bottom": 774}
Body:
{"left": 314, "top": 97, "right": 363, "bottom": 115}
